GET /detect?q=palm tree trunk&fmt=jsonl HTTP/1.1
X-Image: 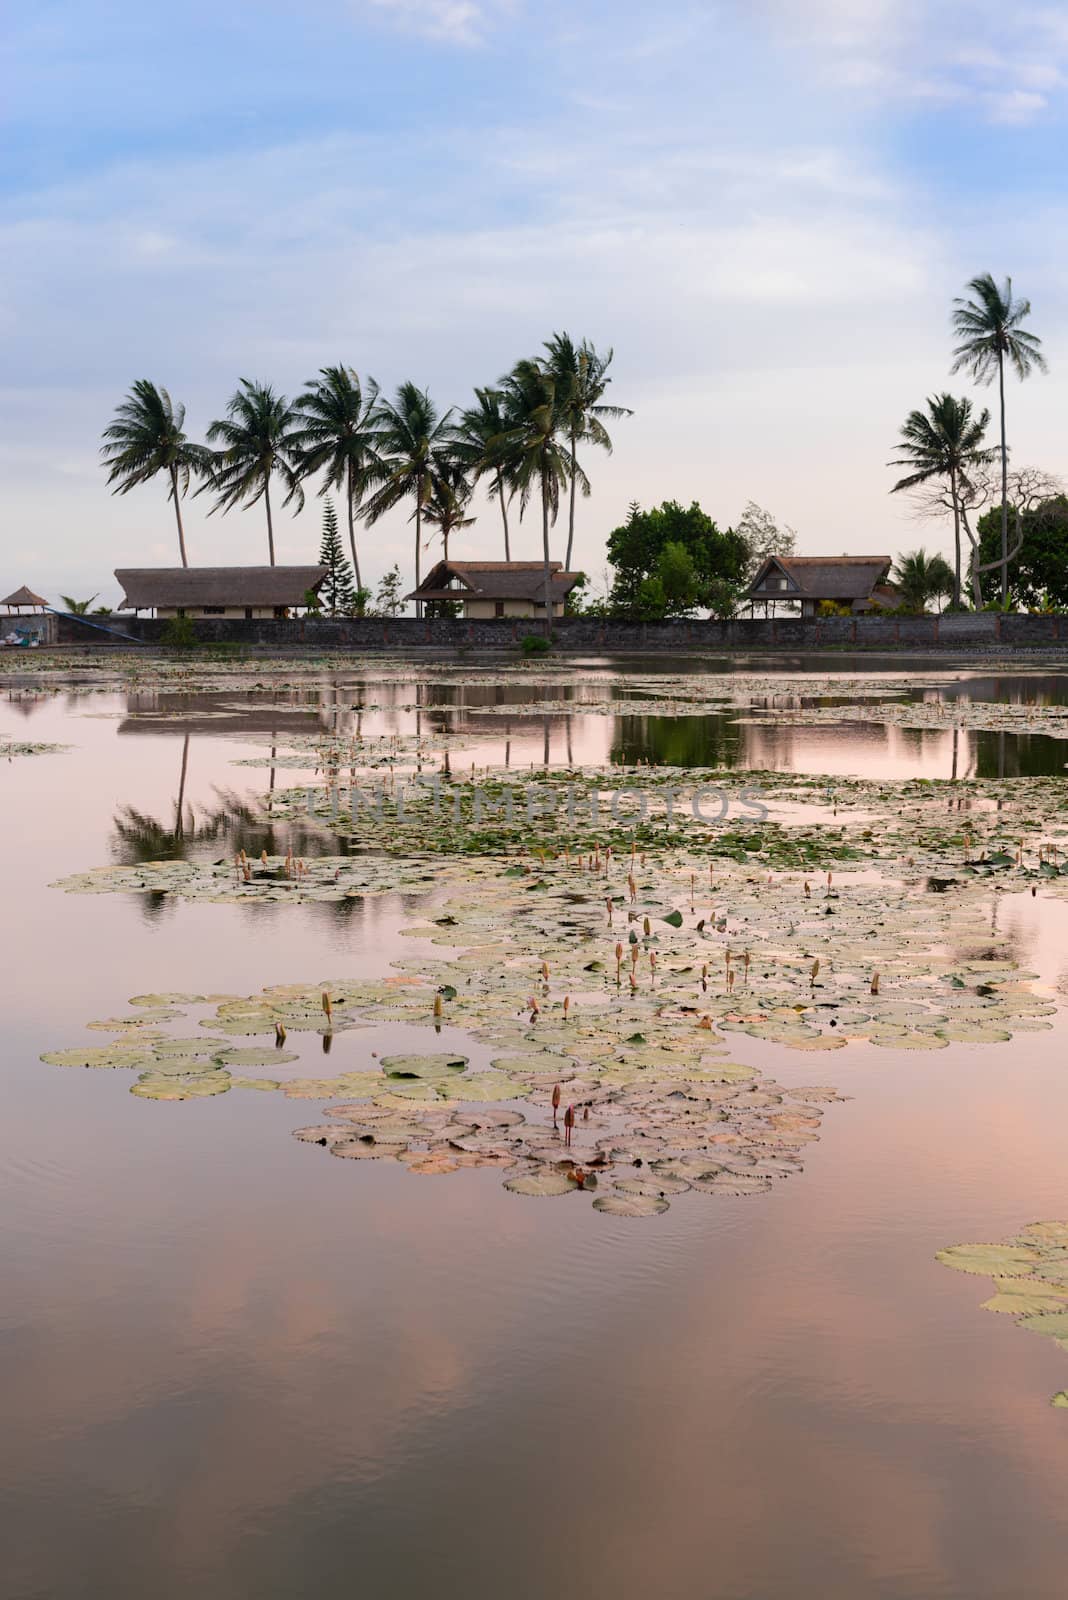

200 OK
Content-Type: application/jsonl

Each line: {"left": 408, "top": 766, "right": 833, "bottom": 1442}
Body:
{"left": 347, "top": 462, "right": 362, "bottom": 591}
{"left": 949, "top": 465, "right": 961, "bottom": 609}
{"left": 264, "top": 476, "right": 276, "bottom": 566}
{"left": 998, "top": 350, "right": 1008, "bottom": 605}
{"left": 565, "top": 432, "right": 577, "bottom": 571}
{"left": 541, "top": 471, "right": 552, "bottom": 639}
{"left": 496, "top": 469, "right": 510, "bottom": 561}
{"left": 170, "top": 465, "right": 189, "bottom": 567}
{"left": 414, "top": 497, "right": 422, "bottom": 618}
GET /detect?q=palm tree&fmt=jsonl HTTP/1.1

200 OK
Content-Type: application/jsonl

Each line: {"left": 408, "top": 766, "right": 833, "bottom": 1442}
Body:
{"left": 542, "top": 333, "right": 631, "bottom": 571}
{"left": 889, "top": 393, "right": 992, "bottom": 607}
{"left": 100, "top": 381, "right": 211, "bottom": 567}
{"left": 891, "top": 549, "right": 955, "bottom": 614}
{"left": 422, "top": 460, "right": 475, "bottom": 563}
{"left": 951, "top": 273, "right": 1047, "bottom": 603}
{"left": 453, "top": 388, "right": 514, "bottom": 559}
{"left": 201, "top": 380, "right": 304, "bottom": 565}
{"left": 362, "top": 383, "right": 454, "bottom": 615}
{"left": 291, "top": 365, "right": 380, "bottom": 590}
{"left": 500, "top": 359, "right": 572, "bottom": 631}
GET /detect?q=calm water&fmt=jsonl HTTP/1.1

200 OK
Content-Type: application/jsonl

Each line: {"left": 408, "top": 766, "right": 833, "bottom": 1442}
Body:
{"left": 4, "top": 660, "right": 1068, "bottom": 1599}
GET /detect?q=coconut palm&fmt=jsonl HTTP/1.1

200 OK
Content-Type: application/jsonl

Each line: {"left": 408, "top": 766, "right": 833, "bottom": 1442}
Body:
{"left": 453, "top": 388, "right": 514, "bottom": 559}
{"left": 362, "top": 383, "right": 454, "bottom": 614}
{"left": 891, "top": 549, "right": 955, "bottom": 614}
{"left": 201, "top": 380, "right": 304, "bottom": 565}
{"left": 889, "top": 393, "right": 992, "bottom": 607}
{"left": 500, "top": 359, "right": 572, "bottom": 630}
{"left": 101, "top": 381, "right": 212, "bottom": 567}
{"left": 422, "top": 460, "right": 475, "bottom": 563}
{"left": 951, "top": 273, "right": 1047, "bottom": 603}
{"left": 543, "top": 333, "right": 631, "bottom": 571}
{"left": 291, "top": 365, "right": 381, "bottom": 590}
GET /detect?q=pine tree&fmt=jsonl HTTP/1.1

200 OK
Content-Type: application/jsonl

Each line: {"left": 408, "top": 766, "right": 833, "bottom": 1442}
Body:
{"left": 317, "top": 498, "right": 357, "bottom": 615}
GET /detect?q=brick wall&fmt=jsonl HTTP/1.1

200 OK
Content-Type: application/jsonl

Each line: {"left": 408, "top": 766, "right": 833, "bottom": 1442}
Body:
{"left": 53, "top": 610, "right": 1068, "bottom": 652}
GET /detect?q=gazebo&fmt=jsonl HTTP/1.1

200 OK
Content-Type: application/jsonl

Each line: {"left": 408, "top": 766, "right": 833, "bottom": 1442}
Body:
{"left": 2, "top": 586, "right": 49, "bottom": 614}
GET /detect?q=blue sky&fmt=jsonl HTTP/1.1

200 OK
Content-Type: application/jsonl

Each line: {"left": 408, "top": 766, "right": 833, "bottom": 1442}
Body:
{"left": 4, "top": 0, "right": 1068, "bottom": 601}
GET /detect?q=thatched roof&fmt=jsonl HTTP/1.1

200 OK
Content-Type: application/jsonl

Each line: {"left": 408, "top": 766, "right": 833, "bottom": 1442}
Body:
{"left": 748, "top": 556, "right": 892, "bottom": 601}
{"left": 2, "top": 585, "right": 48, "bottom": 608}
{"left": 407, "top": 561, "right": 583, "bottom": 603}
{"left": 115, "top": 567, "right": 327, "bottom": 608}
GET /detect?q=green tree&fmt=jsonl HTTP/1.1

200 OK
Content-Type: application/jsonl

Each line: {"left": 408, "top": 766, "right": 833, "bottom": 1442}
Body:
{"left": 422, "top": 460, "right": 475, "bottom": 562}
{"left": 542, "top": 333, "right": 631, "bottom": 570}
{"left": 891, "top": 549, "right": 955, "bottom": 614}
{"left": 453, "top": 388, "right": 514, "bottom": 559}
{"left": 375, "top": 565, "right": 404, "bottom": 617}
{"left": 317, "top": 499, "right": 358, "bottom": 616}
{"left": 606, "top": 500, "right": 749, "bottom": 618}
{"left": 499, "top": 359, "right": 572, "bottom": 631}
{"left": 101, "top": 381, "right": 212, "bottom": 567}
{"left": 978, "top": 492, "right": 1068, "bottom": 610}
{"left": 292, "top": 365, "right": 381, "bottom": 591}
{"left": 363, "top": 383, "right": 454, "bottom": 615}
{"left": 951, "top": 273, "right": 1047, "bottom": 604}
{"left": 888, "top": 393, "right": 992, "bottom": 607}
{"left": 60, "top": 594, "right": 99, "bottom": 615}
{"left": 202, "top": 380, "right": 305, "bottom": 565}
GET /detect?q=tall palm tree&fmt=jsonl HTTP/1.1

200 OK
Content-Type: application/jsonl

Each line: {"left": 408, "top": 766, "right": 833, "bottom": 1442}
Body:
{"left": 201, "top": 380, "right": 304, "bottom": 565}
{"left": 891, "top": 549, "right": 955, "bottom": 614}
{"left": 362, "top": 383, "right": 454, "bottom": 615}
{"left": 453, "top": 388, "right": 514, "bottom": 559}
{"left": 422, "top": 460, "right": 475, "bottom": 563}
{"left": 542, "top": 333, "right": 631, "bottom": 571}
{"left": 889, "top": 393, "right": 992, "bottom": 607}
{"left": 951, "top": 273, "right": 1047, "bottom": 603}
{"left": 291, "top": 365, "right": 380, "bottom": 591}
{"left": 500, "top": 359, "right": 572, "bottom": 630}
{"left": 100, "top": 381, "right": 212, "bottom": 567}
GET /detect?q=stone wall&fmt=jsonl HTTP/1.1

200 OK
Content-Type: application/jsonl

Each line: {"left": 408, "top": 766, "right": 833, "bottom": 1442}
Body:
{"left": 54, "top": 610, "right": 1068, "bottom": 652}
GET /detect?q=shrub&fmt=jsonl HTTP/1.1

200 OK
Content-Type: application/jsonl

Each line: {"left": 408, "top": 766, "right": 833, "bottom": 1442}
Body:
{"left": 159, "top": 614, "right": 198, "bottom": 648}
{"left": 520, "top": 633, "right": 552, "bottom": 656}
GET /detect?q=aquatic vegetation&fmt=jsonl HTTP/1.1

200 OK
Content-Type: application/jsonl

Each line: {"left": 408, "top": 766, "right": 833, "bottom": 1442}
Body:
{"left": 938, "top": 1223, "right": 1068, "bottom": 1408}
{"left": 0, "top": 737, "right": 69, "bottom": 758}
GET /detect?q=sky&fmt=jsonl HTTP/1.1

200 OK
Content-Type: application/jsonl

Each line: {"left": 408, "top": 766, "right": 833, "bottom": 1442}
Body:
{"left": 3, "top": 0, "right": 1068, "bottom": 605}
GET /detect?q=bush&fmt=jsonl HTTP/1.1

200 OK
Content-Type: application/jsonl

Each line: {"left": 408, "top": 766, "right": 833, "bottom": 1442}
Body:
{"left": 159, "top": 614, "right": 198, "bottom": 648}
{"left": 520, "top": 633, "right": 552, "bottom": 656}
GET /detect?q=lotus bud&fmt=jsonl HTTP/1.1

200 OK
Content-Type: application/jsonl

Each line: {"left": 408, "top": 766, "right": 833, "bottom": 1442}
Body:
{"left": 870, "top": 972, "right": 880, "bottom": 995}
{"left": 606, "top": 897, "right": 613, "bottom": 925}
{"left": 563, "top": 994, "right": 571, "bottom": 1018}
{"left": 433, "top": 994, "right": 443, "bottom": 1019}
{"left": 643, "top": 916, "right": 651, "bottom": 937}
{"left": 804, "top": 880, "right": 811, "bottom": 898}
{"left": 321, "top": 992, "right": 332, "bottom": 1022}
{"left": 261, "top": 850, "right": 268, "bottom": 866}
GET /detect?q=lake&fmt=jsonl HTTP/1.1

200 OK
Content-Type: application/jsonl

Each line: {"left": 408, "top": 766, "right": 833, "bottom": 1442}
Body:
{"left": 4, "top": 653, "right": 1068, "bottom": 1600}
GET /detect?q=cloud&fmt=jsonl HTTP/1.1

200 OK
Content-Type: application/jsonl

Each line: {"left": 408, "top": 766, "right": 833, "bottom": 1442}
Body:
{"left": 363, "top": 0, "right": 513, "bottom": 44}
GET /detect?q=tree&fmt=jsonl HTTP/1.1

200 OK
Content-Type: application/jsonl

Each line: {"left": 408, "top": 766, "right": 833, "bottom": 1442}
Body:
{"left": 317, "top": 499, "right": 358, "bottom": 616}
{"left": 291, "top": 365, "right": 381, "bottom": 591}
{"left": 736, "top": 501, "right": 796, "bottom": 580}
{"left": 101, "top": 381, "right": 212, "bottom": 567}
{"left": 499, "top": 359, "right": 572, "bottom": 631}
{"left": 363, "top": 383, "right": 454, "bottom": 616}
{"left": 977, "top": 485, "right": 1068, "bottom": 609}
{"left": 202, "top": 380, "right": 304, "bottom": 565}
{"left": 60, "top": 594, "right": 101, "bottom": 614}
{"left": 891, "top": 549, "right": 955, "bottom": 614}
{"left": 453, "top": 388, "right": 514, "bottom": 559}
{"left": 542, "top": 333, "right": 631, "bottom": 571}
{"left": 606, "top": 500, "right": 749, "bottom": 618}
{"left": 422, "top": 460, "right": 475, "bottom": 562}
{"left": 375, "top": 565, "right": 404, "bottom": 617}
{"left": 951, "top": 273, "right": 1047, "bottom": 604}
{"left": 636, "top": 541, "right": 701, "bottom": 619}
{"left": 888, "top": 393, "right": 993, "bottom": 607}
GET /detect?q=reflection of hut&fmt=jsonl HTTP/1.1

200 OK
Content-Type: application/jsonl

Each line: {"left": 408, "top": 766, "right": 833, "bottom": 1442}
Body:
{"left": 2, "top": 586, "right": 53, "bottom": 645}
